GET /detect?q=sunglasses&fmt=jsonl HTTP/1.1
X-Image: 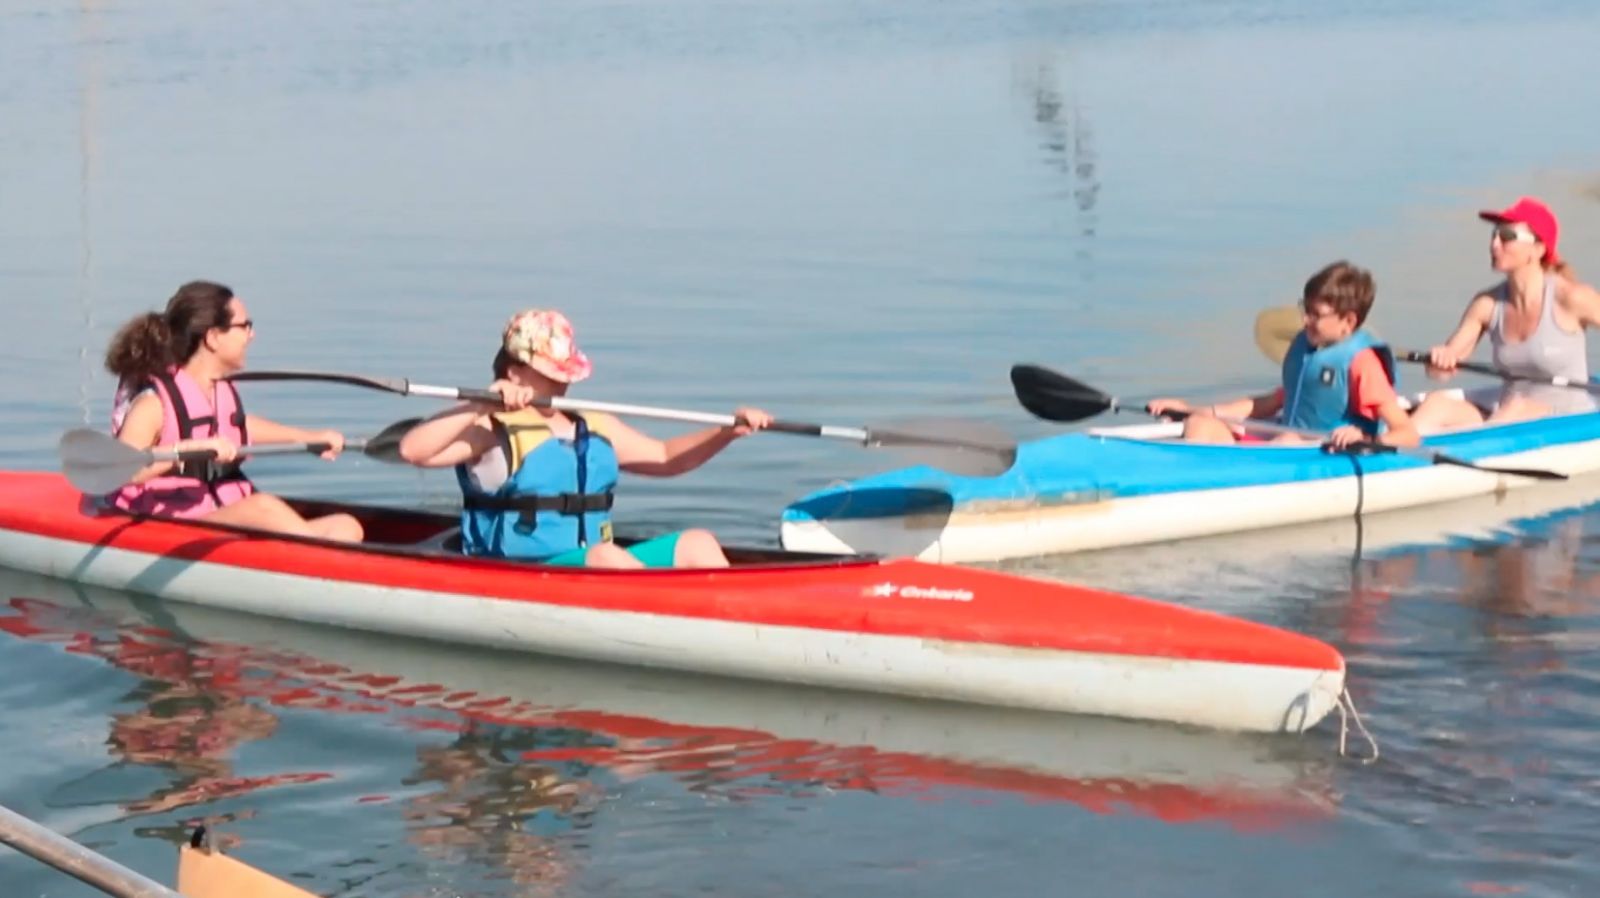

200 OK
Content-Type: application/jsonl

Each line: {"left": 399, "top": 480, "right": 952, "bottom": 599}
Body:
{"left": 1492, "top": 224, "right": 1537, "bottom": 244}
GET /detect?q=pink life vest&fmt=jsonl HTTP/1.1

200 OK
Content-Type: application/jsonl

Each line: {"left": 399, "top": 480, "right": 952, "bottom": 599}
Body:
{"left": 109, "top": 369, "right": 255, "bottom": 518}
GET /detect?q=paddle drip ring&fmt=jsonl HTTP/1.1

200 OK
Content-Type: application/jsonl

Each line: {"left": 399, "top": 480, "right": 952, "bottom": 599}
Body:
{"left": 1335, "top": 688, "right": 1379, "bottom": 763}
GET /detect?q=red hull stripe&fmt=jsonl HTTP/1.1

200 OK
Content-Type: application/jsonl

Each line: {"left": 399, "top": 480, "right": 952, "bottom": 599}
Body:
{"left": 0, "top": 473, "right": 1341, "bottom": 672}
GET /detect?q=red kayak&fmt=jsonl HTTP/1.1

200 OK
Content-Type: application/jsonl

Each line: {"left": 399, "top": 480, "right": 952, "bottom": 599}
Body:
{"left": 0, "top": 471, "right": 1345, "bottom": 732}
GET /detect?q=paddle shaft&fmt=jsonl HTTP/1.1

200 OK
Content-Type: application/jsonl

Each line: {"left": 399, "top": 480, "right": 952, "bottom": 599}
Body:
{"left": 1396, "top": 351, "right": 1600, "bottom": 394}
{"left": 227, "top": 370, "right": 1018, "bottom": 475}
{"left": 238, "top": 371, "right": 875, "bottom": 444}
{"left": 1143, "top": 404, "right": 1563, "bottom": 479}
{"left": 1049, "top": 372, "right": 1561, "bottom": 477}
{"left": 149, "top": 437, "right": 369, "bottom": 467}
{"left": 0, "top": 803, "right": 182, "bottom": 898}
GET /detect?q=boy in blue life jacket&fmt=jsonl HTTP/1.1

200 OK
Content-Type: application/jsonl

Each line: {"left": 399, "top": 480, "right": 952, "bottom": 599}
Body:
{"left": 1148, "top": 261, "right": 1420, "bottom": 449}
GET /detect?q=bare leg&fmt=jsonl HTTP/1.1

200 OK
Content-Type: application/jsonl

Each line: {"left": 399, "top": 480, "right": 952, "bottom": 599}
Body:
{"left": 585, "top": 542, "right": 645, "bottom": 569}
{"left": 1409, "top": 393, "right": 1487, "bottom": 435}
{"left": 1180, "top": 414, "right": 1240, "bottom": 445}
{"left": 1486, "top": 396, "right": 1552, "bottom": 425}
{"left": 672, "top": 528, "right": 730, "bottom": 568}
{"left": 201, "top": 493, "right": 364, "bottom": 541}
{"left": 307, "top": 513, "right": 364, "bottom": 543}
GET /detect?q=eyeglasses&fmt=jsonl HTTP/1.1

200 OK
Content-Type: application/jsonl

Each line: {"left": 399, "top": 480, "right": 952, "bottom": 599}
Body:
{"left": 222, "top": 319, "right": 254, "bottom": 331}
{"left": 1492, "top": 224, "right": 1537, "bottom": 244}
{"left": 1302, "top": 306, "right": 1340, "bottom": 321}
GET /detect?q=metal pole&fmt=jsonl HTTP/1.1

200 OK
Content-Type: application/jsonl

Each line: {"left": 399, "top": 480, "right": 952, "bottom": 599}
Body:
{"left": 0, "top": 803, "right": 182, "bottom": 898}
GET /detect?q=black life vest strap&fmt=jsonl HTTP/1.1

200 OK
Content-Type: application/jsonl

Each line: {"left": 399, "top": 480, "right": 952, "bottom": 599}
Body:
{"left": 152, "top": 372, "right": 252, "bottom": 491}
{"left": 154, "top": 371, "right": 217, "bottom": 440}
{"left": 463, "top": 492, "right": 616, "bottom": 515}
{"left": 574, "top": 415, "right": 591, "bottom": 547}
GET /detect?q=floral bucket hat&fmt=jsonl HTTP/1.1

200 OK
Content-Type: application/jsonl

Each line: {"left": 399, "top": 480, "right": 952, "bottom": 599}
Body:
{"left": 501, "top": 309, "right": 593, "bottom": 384}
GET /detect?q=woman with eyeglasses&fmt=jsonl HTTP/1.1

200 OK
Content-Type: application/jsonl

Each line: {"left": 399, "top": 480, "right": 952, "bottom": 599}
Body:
{"left": 100, "top": 280, "right": 363, "bottom": 540}
{"left": 1409, "top": 197, "right": 1600, "bottom": 432}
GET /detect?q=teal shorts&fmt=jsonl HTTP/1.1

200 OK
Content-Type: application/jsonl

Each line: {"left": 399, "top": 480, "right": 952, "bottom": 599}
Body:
{"left": 542, "top": 531, "right": 683, "bottom": 568}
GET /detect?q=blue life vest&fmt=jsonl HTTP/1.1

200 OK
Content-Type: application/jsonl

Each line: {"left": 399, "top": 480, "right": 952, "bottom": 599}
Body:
{"left": 456, "top": 410, "right": 618, "bottom": 559}
{"left": 1280, "top": 330, "right": 1397, "bottom": 435}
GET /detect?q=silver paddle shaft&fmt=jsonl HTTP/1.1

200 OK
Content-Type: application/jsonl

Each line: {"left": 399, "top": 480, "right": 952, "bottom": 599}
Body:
{"left": 0, "top": 803, "right": 181, "bottom": 898}
{"left": 405, "top": 383, "right": 870, "bottom": 443}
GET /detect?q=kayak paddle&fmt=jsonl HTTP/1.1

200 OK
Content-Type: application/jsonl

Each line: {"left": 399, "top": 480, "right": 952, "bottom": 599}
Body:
{"left": 1009, "top": 363, "right": 1566, "bottom": 481}
{"left": 1009, "top": 363, "right": 1304, "bottom": 435}
{"left": 58, "top": 418, "right": 420, "bottom": 495}
{"left": 1254, "top": 304, "right": 1600, "bottom": 394}
{"left": 1252, "top": 303, "right": 1304, "bottom": 365}
{"left": 1390, "top": 350, "right": 1600, "bottom": 394}
{"left": 231, "top": 370, "right": 1017, "bottom": 477}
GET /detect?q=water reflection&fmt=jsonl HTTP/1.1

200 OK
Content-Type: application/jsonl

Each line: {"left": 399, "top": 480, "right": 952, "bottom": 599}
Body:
{"left": 0, "top": 570, "right": 1335, "bottom": 850}
{"left": 0, "top": 601, "right": 332, "bottom": 833}
{"left": 1011, "top": 51, "right": 1100, "bottom": 255}
{"left": 1303, "top": 493, "right": 1600, "bottom": 895}
{"left": 402, "top": 724, "right": 586, "bottom": 894}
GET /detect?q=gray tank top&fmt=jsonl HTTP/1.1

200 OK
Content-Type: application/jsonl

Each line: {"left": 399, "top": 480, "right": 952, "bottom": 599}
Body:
{"left": 1488, "top": 277, "right": 1596, "bottom": 415}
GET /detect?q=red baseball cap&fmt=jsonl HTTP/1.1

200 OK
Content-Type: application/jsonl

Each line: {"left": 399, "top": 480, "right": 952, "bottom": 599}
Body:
{"left": 1479, "top": 196, "right": 1560, "bottom": 266}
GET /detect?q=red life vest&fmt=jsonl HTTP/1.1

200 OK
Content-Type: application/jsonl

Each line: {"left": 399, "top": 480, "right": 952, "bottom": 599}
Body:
{"left": 110, "top": 368, "right": 255, "bottom": 518}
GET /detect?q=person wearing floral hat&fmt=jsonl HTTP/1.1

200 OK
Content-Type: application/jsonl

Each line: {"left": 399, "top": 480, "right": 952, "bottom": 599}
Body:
{"left": 1410, "top": 197, "right": 1600, "bottom": 431}
{"left": 398, "top": 309, "right": 772, "bottom": 568}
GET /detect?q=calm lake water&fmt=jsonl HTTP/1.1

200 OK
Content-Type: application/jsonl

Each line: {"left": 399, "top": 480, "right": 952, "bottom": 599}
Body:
{"left": 3, "top": 1, "right": 1600, "bottom": 895}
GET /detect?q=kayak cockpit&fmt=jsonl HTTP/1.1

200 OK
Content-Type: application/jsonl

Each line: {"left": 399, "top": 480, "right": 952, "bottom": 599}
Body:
{"left": 275, "top": 495, "right": 865, "bottom": 568}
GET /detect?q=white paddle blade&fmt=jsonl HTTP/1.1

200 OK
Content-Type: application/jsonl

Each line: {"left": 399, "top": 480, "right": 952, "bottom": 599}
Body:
{"left": 58, "top": 429, "right": 150, "bottom": 495}
{"left": 868, "top": 418, "right": 1017, "bottom": 477}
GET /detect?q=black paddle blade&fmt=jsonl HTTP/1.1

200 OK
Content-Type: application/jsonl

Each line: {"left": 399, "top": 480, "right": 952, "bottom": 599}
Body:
{"left": 1430, "top": 453, "right": 1567, "bottom": 481}
{"left": 1009, "top": 364, "right": 1116, "bottom": 423}
{"left": 361, "top": 418, "right": 424, "bottom": 464}
{"left": 866, "top": 418, "right": 1017, "bottom": 478}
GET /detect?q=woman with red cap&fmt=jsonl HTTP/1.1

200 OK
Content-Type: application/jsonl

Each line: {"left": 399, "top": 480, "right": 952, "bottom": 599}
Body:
{"left": 399, "top": 309, "right": 773, "bottom": 568}
{"left": 1410, "top": 197, "right": 1600, "bottom": 431}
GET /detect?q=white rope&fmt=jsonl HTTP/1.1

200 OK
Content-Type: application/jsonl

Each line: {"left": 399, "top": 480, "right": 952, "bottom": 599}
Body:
{"left": 1335, "top": 688, "right": 1380, "bottom": 763}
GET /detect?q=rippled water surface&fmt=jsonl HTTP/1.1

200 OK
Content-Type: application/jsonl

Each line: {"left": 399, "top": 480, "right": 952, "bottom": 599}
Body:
{"left": 3, "top": 1, "right": 1600, "bottom": 895}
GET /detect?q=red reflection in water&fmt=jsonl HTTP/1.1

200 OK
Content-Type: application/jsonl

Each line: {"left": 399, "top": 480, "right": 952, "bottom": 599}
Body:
{"left": 0, "top": 600, "right": 336, "bottom": 818}
{"left": 1, "top": 595, "right": 1333, "bottom": 836}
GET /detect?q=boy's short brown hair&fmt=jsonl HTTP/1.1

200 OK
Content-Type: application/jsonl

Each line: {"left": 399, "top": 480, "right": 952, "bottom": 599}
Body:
{"left": 1302, "top": 261, "right": 1376, "bottom": 326}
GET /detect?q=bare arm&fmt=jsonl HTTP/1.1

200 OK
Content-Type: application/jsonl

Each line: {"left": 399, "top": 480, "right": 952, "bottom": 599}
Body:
{"left": 397, "top": 403, "right": 500, "bottom": 468}
{"left": 244, "top": 415, "right": 349, "bottom": 459}
{"left": 1426, "top": 293, "right": 1496, "bottom": 375}
{"left": 116, "top": 393, "right": 240, "bottom": 484}
{"left": 1375, "top": 398, "right": 1420, "bottom": 447}
{"left": 603, "top": 409, "right": 771, "bottom": 477}
{"left": 1151, "top": 389, "right": 1282, "bottom": 421}
{"left": 1559, "top": 278, "right": 1600, "bottom": 329}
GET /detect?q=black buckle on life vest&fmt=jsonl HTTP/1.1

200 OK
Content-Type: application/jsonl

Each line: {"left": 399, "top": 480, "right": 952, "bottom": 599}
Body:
{"left": 172, "top": 458, "right": 247, "bottom": 485}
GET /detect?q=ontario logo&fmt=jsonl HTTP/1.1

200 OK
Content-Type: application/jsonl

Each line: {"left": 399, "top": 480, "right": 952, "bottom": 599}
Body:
{"left": 862, "top": 582, "right": 975, "bottom": 602}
